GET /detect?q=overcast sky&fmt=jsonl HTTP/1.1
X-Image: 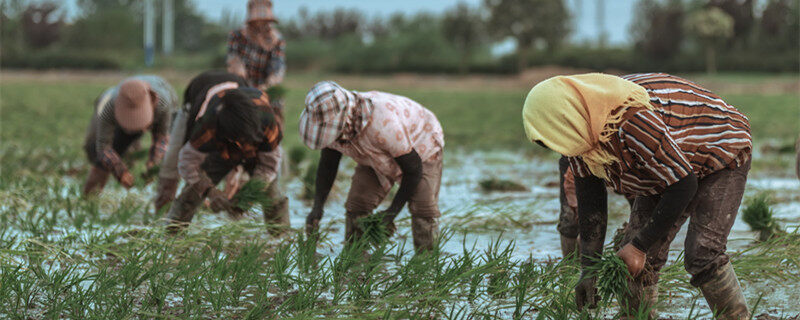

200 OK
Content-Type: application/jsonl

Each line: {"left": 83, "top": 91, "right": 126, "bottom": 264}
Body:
{"left": 58, "top": 0, "right": 637, "bottom": 45}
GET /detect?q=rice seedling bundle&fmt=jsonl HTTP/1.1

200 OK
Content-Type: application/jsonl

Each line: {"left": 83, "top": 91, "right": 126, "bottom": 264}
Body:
{"left": 587, "top": 251, "right": 631, "bottom": 304}
{"left": 357, "top": 213, "right": 391, "bottom": 248}
{"left": 743, "top": 192, "right": 784, "bottom": 241}
{"left": 232, "top": 179, "right": 272, "bottom": 212}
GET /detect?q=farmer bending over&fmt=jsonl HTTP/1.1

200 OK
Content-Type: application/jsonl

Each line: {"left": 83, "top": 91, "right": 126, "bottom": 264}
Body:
{"left": 155, "top": 71, "right": 287, "bottom": 233}
{"left": 523, "top": 73, "right": 752, "bottom": 319}
{"left": 301, "top": 81, "right": 445, "bottom": 251}
{"left": 83, "top": 75, "right": 177, "bottom": 196}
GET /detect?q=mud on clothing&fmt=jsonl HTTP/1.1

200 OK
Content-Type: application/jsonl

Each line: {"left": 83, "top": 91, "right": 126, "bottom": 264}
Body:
{"left": 160, "top": 71, "right": 282, "bottom": 185}
{"left": 619, "top": 160, "right": 750, "bottom": 287}
{"left": 568, "top": 73, "right": 752, "bottom": 197}
{"left": 227, "top": 29, "right": 286, "bottom": 89}
{"left": 84, "top": 75, "right": 177, "bottom": 178}
{"left": 328, "top": 91, "right": 445, "bottom": 191}
{"left": 345, "top": 156, "right": 443, "bottom": 250}
{"left": 174, "top": 75, "right": 283, "bottom": 186}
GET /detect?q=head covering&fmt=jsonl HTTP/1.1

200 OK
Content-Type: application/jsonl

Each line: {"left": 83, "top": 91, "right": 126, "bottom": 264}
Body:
{"left": 299, "top": 81, "right": 373, "bottom": 150}
{"left": 114, "top": 79, "right": 154, "bottom": 133}
{"left": 522, "top": 73, "right": 653, "bottom": 179}
{"left": 246, "top": 0, "right": 277, "bottom": 23}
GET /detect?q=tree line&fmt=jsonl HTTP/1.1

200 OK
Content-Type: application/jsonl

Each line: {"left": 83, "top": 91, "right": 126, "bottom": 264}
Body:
{"left": 1, "top": 0, "right": 797, "bottom": 73}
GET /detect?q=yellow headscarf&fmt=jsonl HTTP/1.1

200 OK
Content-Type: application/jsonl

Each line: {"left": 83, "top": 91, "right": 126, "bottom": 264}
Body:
{"left": 522, "top": 73, "right": 653, "bottom": 179}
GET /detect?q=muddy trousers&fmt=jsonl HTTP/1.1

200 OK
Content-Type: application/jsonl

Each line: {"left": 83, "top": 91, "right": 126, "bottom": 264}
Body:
{"left": 618, "top": 160, "right": 750, "bottom": 316}
{"left": 344, "top": 159, "right": 443, "bottom": 252}
{"left": 166, "top": 152, "right": 289, "bottom": 233}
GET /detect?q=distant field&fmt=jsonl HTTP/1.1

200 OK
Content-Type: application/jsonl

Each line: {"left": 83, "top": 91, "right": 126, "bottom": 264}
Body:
{"left": 3, "top": 71, "right": 797, "bottom": 152}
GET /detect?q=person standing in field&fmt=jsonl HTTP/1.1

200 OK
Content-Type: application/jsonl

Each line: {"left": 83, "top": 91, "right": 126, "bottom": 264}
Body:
{"left": 154, "top": 71, "right": 288, "bottom": 234}
{"left": 523, "top": 73, "right": 752, "bottom": 319}
{"left": 226, "top": 0, "right": 285, "bottom": 94}
{"left": 83, "top": 75, "right": 178, "bottom": 196}
{"left": 301, "top": 81, "right": 445, "bottom": 251}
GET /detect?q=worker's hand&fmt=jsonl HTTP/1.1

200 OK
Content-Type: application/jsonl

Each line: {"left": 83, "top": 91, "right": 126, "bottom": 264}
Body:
{"left": 575, "top": 271, "right": 599, "bottom": 310}
{"left": 305, "top": 208, "right": 323, "bottom": 236}
{"left": 208, "top": 189, "right": 233, "bottom": 213}
{"left": 120, "top": 172, "right": 135, "bottom": 189}
{"left": 154, "top": 177, "right": 179, "bottom": 211}
{"left": 377, "top": 210, "right": 398, "bottom": 237}
{"left": 617, "top": 243, "right": 646, "bottom": 277}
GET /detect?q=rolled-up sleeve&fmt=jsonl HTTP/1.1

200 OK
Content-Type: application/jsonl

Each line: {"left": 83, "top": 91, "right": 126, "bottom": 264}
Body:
{"left": 253, "top": 147, "right": 282, "bottom": 184}
{"left": 178, "top": 143, "right": 208, "bottom": 185}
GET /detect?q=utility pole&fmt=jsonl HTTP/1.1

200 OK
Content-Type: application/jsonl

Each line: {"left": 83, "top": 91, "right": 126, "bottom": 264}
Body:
{"left": 144, "top": 0, "right": 155, "bottom": 66}
{"left": 163, "top": 0, "right": 174, "bottom": 55}
{"left": 596, "top": 0, "right": 607, "bottom": 48}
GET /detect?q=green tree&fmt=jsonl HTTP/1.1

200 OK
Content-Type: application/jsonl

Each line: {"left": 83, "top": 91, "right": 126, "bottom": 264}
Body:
{"left": 442, "top": 2, "right": 485, "bottom": 74}
{"left": 758, "top": 0, "right": 800, "bottom": 51}
{"left": 630, "top": 0, "right": 685, "bottom": 60}
{"left": 484, "top": 0, "right": 570, "bottom": 71}
{"left": 684, "top": 7, "right": 734, "bottom": 74}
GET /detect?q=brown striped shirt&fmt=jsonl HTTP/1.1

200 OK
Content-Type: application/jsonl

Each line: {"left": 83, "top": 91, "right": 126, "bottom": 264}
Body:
{"left": 569, "top": 73, "right": 752, "bottom": 197}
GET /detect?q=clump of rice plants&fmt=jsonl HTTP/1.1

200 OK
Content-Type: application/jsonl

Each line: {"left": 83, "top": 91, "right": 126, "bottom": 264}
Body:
{"left": 287, "top": 145, "right": 307, "bottom": 174}
{"left": 743, "top": 192, "right": 784, "bottom": 241}
{"left": 140, "top": 165, "right": 159, "bottom": 181}
{"left": 479, "top": 178, "right": 527, "bottom": 192}
{"left": 266, "top": 85, "right": 288, "bottom": 100}
{"left": 585, "top": 251, "right": 631, "bottom": 304}
{"left": 357, "top": 213, "right": 391, "bottom": 248}
{"left": 232, "top": 179, "right": 272, "bottom": 213}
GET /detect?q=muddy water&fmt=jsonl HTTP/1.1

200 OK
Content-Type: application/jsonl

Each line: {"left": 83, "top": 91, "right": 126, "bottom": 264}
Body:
{"left": 274, "top": 150, "right": 800, "bottom": 318}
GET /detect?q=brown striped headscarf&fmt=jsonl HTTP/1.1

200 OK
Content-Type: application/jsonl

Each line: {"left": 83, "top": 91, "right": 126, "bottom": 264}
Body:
{"left": 299, "top": 81, "right": 373, "bottom": 150}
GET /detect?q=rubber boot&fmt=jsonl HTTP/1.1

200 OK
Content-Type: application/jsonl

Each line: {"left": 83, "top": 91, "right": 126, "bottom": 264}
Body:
{"left": 165, "top": 186, "right": 204, "bottom": 234}
{"left": 700, "top": 262, "right": 750, "bottom": 320}
{"left": 618, "top": 280, "right": 659, "bottom": 319}
{"left": 345, "top": 211, "right": 369, "bottom": 245}
{"left": 264, "top": 195, "right": 290, "bottom": 236}
{"left": 560, "top": 235, "right": 578, "bottom": 259}
{"left": 83, "top": 166, "right": 110, "bottom": 196}
{"left": 411, "top": 216, "right": 439, "bottom": 252}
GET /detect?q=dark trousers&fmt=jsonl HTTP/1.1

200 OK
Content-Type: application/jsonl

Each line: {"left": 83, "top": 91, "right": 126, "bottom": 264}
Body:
{"left": 620, "top": 160, "right": 751, "bottom": 287}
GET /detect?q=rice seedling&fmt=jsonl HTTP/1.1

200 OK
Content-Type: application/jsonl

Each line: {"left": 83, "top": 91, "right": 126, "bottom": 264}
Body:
{"left": 357, "top": 213, "right": 393, "bottom": 248}
{"left": 742, "top": 192, "right": 784, "bottom": 241}
{"left": 231, "top": 179, "right": 273, "bottom": 213}
{"left": 585, "top": 251, "right": 631, "bottom": 305}
{"left": 478, "top": 177, "right": 528, "bottom": 192}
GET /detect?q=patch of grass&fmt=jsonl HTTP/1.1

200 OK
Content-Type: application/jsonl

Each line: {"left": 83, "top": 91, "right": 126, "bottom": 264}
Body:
{"left": 478, "top": 178, "right": 528, "bottom": 192}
